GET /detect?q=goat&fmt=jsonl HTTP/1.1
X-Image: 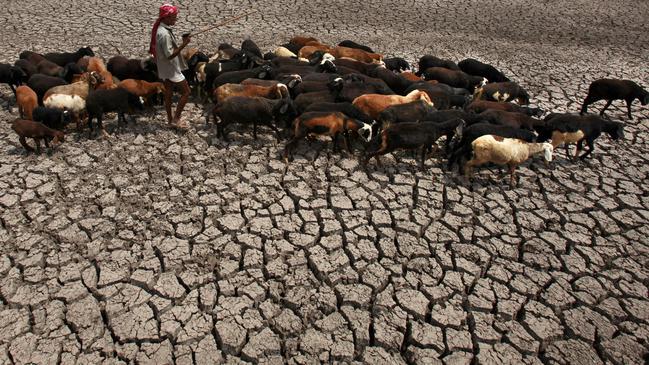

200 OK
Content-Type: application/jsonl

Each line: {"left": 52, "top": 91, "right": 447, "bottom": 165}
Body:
{"left": 0, "top": 63, "right": 28, "bottom": 98}
{"left": 474, "top": 82, "right": 530, "bottom": 104}
{"left": 16, "top": 86, "right": 38, "bottom": 120}
{"left": 213, "top": 83, "right": 288, "bottom": 104}
{"left": 44, "top": 47, "right": 94, "bottom": 67}
{"left": 32, "top": 106, "right": 72, "bottom": 130}
{"left": 283, "top": 111, "right": 373, "bottom": 161}
{"left": 86, "top": 88, "right": 144, "bottom": 137}
{"left": 464, "top": 135, "right": 553, "bottom": 187}
{"left": 466, "top": 100, "right": 543, "bottom": 116}
{"left": 422, "top": 67, "right": 487, "bottom": 92}
{"left": 26, "top": 74, "right": 67, "bottom": 105}
{"left": 383, "top": 57, "right": 410, "bottom": 73}
{"left": 212, "top": 96, "right": 296, "bottom": 141}
{"left": 417, "top": 55, "right": 460, "bottom": 74}
{"left": 537, "top": 113, "right": 624, "bottom": 160}
{"left": 337, "top": 40, "right": 374, "bottom": 53}
{"left": 11, "top": 119, "right": 65, "bottom": 154}
{"left": 363, "top": 118, "right": 465, "bottom": 171}
{"left": 118, "top": 79, "right": 165, "bottom": 106}
{"left": 458, "top": 58, "right": 509, "bottom": 83}
{"left": 352, "top": 90, "right": 433, "bottom": 119}
{"left": 107, "top": 56, "right": 158, "bottom": 82}
{"left": 580, "top": 78, "right": 649, "bottom": 120}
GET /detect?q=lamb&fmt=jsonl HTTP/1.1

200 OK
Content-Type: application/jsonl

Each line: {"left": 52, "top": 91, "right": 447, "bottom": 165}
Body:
{"left": 107, "top": 55, "right": 158, "bottom": 82}
{"left": 32, "top": 106, "right": 72, "bottom": 130}
{"left": 16, "top": 85, "right": 37, "bottom": 120}
{"left": 422, "top": 67, "right": 487, "bottom": 92}
{"left": 580, "top": 78, "right": 649, "bottom": 120}
{"left": 457, "top": 58, "right": 510, "bottom": 83}
{"left": 363, "top": 118, "right": 465, "bottom": 171}
{"left": 0, "top": 63, "right": 28, "bottom": 97}
{"left": 86, "top": 88, "right": 144, "bottom": 137}
{"left": 283, "top": 111, "right": 374, "bottom": 161}
{"left": 463, "top": 135, "right": 553, "bottom": 187}
{"left": 118, "top": 79, "right": 165, "bottom": 106}
{"left": 466, "top": 100, "right": 543, "bottom": 116}
{"left": 474, "top": 82, "right": 530, "bottom": 105}
{"left": 337, "top": 40, "right": 374, "bottom": 53}
{"left": 43, "top": 46, "right": 94, "bottom": 67}
{"left": 211, "top": 96, "right": 296, "bottom": 141}
{"left": 26, "top": 74, "right": 68, "bottom": 104}
{"left": 11, "top": 119, "right": 65, "bottom": 154}
{"left": 383, "top": 57, "right": 410, "bottom": 73}
{"left": 537, "top": 113, "right": 624, "bottom": 160}
{"left": 352, "top": 90, "right": 433, "bottom": 119}
{"left": 213, "top": 83, "right": 289, "bottom": 104}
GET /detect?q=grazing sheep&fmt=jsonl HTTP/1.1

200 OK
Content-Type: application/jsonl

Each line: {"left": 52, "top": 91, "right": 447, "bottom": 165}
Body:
{"left": 383, "top": 57, "right": 410, "bottom": 73}
{"left": 352, "top": 90, "right": 433, "bottom": 119}
{"left": 11, "top": 119, "right": 65, "bottom": 153}
{"left": 86, "top": 88, "right": 144, "bottom": 137}
{"left": 422, "top": 67, "right": 487, "bottom": 92}
{"left": 457, "top": 58, "right": 509, "bottom": 83}
{"left": 331, "top": 46, "right": 383, "bottom": 64}
{"left": 474, "top": 82, "right": 530, "bottom": 104}
{"left": 580, "top": 78, "right": 649, "bottom": 120}
{"left": 464, "top": 135, "right": 553, "bottom": 187}
{"left": 0, "top": 63, "right": 28, "bottom": 98}
{"left": 363, "top": 118, "right": 465, "bottom": 170}
{"left": 43, "top": 46, "right": 94, "bottom": 67}
{"left": 538, "top": 113, "right": 624, "bottom": 160}
{"left": 32, "top": 106, "right": 72, "bottom": 130}
{"left": 212, "top": 96, "right": 297, "bottom": 141}
{"left": 417, "top": 55, "right": 460, "bottom": 73}
{"left": 337, "top": 40, "right": 374, "bottom": 53}
{"left": 283, "top": 111, "right": 373, "bottom": 161}
{"left": 16, "top": 85, "right": 37, "bottom": 120}
{"left": 466, "top": 100, "right": 543, "bottom": 116}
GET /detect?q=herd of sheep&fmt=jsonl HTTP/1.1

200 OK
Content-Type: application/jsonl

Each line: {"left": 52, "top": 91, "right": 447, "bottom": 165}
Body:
{"left": 1, "top": 35, "right": 647, "bottom": 187}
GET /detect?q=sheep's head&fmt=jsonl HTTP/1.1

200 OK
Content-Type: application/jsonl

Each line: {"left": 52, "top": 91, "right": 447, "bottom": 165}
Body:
{"left": 281, "top": 74, "right": 302, "bottom": 89}
{"left": 78, "top": 47, "right": 95, "bottom": 57}
{"left": 358, "top": 122, "right": 373, "bottom": 142}
{"left": 542, "top": 143, "right": 553, "bottom": 163}
{"left": 51, "top": 130, "right": 65, "bottom": 146}
{"left": 10, "top": 66, "right": 28, "bottom": 84}
{"left": 275, "top": 83, "right": 289, "bottom": 99}
{"left": 641, "top": 91, "right": 649, "bottom": 105}
{"left": 88, "top": 71, "right": 103, "bottom": 87}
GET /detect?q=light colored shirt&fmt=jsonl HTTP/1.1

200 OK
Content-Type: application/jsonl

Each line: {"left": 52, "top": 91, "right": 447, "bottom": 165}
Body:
{"left": 156, "top": 23, "right": 188, "bottom": 82}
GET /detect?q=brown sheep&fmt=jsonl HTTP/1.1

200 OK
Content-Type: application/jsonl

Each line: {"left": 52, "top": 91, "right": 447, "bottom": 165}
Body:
{"left": 213, "top": 83, "right": 289, "bottom": 104}
{"left": 331, "top": 46, "right": 382, "bottom": 64}
{"left": 16, "top": 85, "right": 38, "bottom": 120}
{"left": 289, "top": 36, "right": 319, "bottom": 48}
{"left": 352, "top": 90, "right": 434, "bottom": 119}
{"left": 118, "top": 79, "right": 165, "bottom": 105}
{"left": 297, "top": 45, "right": 333, "bottom": 60}
{"left": 11, "top": 119, "right": 65, "bottom": 153}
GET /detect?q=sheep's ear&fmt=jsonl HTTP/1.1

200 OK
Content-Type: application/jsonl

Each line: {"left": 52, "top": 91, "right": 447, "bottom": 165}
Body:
{"left": 280, "top": 102, "right": 289, "bottom": 114}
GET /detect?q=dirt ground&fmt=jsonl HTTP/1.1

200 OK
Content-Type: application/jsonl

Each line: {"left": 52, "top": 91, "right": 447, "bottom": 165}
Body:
{"left": 0, "top": 0, "right": 648, "bottom": 364}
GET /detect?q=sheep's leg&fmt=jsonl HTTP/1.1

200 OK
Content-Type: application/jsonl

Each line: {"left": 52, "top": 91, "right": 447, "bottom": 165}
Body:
{"left": 625, "top": 99, "right": 634, "bottom": 120}
{"left": 579, "top": 138, "right": 595, "bottom": 160}
{"left": 283, "top": 132, "right": 304, "bottom": 163}
{"left": 575, "top": 139, "right": 584, "bottom": 159}
{"left": 564, "top": 143, "right": 572, "bottom": 160}
{"left": 599, "top": 99, "right": 613, "bottom": 117}
{"left": 34, "top": 138, "right": 42, "bottom": 154}
{"left": 19, "top": 136, "right": 34, "bottom": 152}
{"left": 580, "top": 96, "right": 597, "bottom": 115}
{"left": 269, "top": 124, "right": 282, "bottom": 142}
{"left": 419, "top": 146, "right": 427, "bottom": 171}
{"left": 253, "top": 122, "right": 258, "bottom": 140}
{"left": 508, "top": 164, "right": 517, "bottom": 188}
{"left": 331, "top": 133, "right": 339, "bottom": 153}
{"left": 344, "top": 132, "right": 352, "bottom": 154}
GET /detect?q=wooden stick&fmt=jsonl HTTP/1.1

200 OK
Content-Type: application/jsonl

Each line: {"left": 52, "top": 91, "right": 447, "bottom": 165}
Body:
{"left": 186, "top": 10, "right": 258, "bottom": 37}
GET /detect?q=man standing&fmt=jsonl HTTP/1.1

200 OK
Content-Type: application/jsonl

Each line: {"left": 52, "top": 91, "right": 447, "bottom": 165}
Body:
{"left": 149, "top": 4, "right": 191, "bottom": 130}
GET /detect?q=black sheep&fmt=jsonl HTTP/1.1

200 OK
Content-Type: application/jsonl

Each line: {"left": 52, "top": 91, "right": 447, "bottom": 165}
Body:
{"left": 417, "top": 55, "right": 460, "bottom": 74}
{"left": 14, "top": 60, "right": 37, "bottom": 79}
{"left": 0, "top": 64, "right": 28, "bottom": 97}
{"left": 580, "top": 78, "right": 649, "bottom": 120}
{"left": 26, "top": 74, "right": 67, "bottom": 105}
{"left": 378, "top": 99, "right": 438, "bottom": 125}
{"left": 32, "top": 106, "right": 72, "bottom": 130}
{"left": 212, "top": 65, "right": 273, "bottom": 91}
{"left": 538, "top": 113, "right": 624, "bottom": 159}
{"left": 457, "top": 58, "right": 510, "bottom": 83}
{"left": 280, "top": 42, "right": 302, "bottom": 55}
{"left": 337, "top": 40, "right": 374, "bottom": 53}
{"left": 479, "top": 110, "right": 542, "bottom": 131}
{"left": 44, "top": 47, "right": 95, "bottom": 67}
{"left": 294, "top": 79, "right": 344, "bottom": 114}
{"left": 107, "top": 56, "right": 158, "bottom": 82}
{"left": 466, "top": 100, "right": 543, "bottom": 117}
{"left": 367, "top": 66, "right": 414, "bottom": 95}
{"left": 241, "top": 39, "right": 263, "bottom": 59}
{"left": 383, "top": 57, "right": 410, "bottom": 73}
{"left": 337, "top": 74, "right": 394, "bottom": 102}
{"left": 447, "top": 123, "right": 537, "bottom": 172}
{"left": 86, "top": 88, "right": 144, "bottom": 137}
{"left": 422, "top": 67, "right": 486, "bottom": 92}
{"left": 333, "top": 58, "right": 378, "bottom": 75}
{"left": 474, "top": 82, "right": 530, "bottom": 104}
{"left": 19, "top": 51, "right": 46, "bottom": 65}
{"left": 212, "top": 96, "right": 296, "bottom": 141}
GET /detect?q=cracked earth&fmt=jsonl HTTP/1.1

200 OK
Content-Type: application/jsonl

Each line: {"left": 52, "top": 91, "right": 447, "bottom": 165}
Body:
{"left": 1, "top": 0, "right": 648, "bottom": 364}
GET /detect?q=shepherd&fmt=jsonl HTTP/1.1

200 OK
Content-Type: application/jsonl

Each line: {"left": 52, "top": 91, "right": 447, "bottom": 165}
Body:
{"left": 150, "top": 3, "right": 191, "bottom": 130}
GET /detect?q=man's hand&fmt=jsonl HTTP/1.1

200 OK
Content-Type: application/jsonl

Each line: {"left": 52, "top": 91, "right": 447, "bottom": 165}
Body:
{"left": 181, "top": 34, "right": 191, "bottom": 46}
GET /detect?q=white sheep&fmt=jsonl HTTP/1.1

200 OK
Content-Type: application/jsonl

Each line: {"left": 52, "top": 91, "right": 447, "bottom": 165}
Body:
{"left": 273, "top": 46, "right": 298, "bottom": 58}
{"left": 464, "top": 135, "right": 553, "bottom": 187}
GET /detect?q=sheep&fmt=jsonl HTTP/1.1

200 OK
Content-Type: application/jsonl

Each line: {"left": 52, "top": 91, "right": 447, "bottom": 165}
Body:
{"left": 118, "top": 79, "right": 165, "bottom": 106}
{"left": 289, "top": 36, "right": 319, "bottom": 48}
{"left": 580, "top": 78, "right": 649, "bottom": 120}
{"left": 269, "top": 61, "right": 337, "bottom": 79}
{"left": 0, "top": 63, "right": 28, "bottom": 98}
{"left": 19, "top": 50, "right": 46, "bottom": 65}
{"left": 241, "top": 39, "right": 263, "bottom": 59}
{"left": 212, "top": 43, "right": 241, "bottom": 61}
{"left": 537, "top": 113, "right": 624, "bottom": 160}
{"left": 11, "top": 119, "right": 65, "bottom": 154}
{"left": 474, "top": 82, "right": 530, "bottom": 105}
{"left": 213, "top": 83, "right": 288, "bottom": 104}
{"left": 417, "top": 55, "right": 460, "bottom": 73}
{"left": 333, "top": 58, "right": 379, "bottom": 74}
{"left": 107, "top": 55, "right": 158, "bottom": 82}
{"left": 211, "top": 96, "right": 296, "bottom": 141}
{"left": 337, "top": 74, "right": 395, "bottom": 102}
{"left": 43, "top": 46, "right": 94, "bottom": 67}
{"left": 377, "top": 99, "right": 438, "bottom": 125}
{"left": 283, "top": 111, "right": 373, "bottom": 161}
{"left": 401, "top": 72, "right": 422, "bottom": 81}
{"left": 85, "top": 57, "right": 108, "bottom": 73}
{"left": 367, "top": 65, "right": 415, "bottom": 95}
{"left": 363, "top": 118, "right": 465, "bottom": 170}
{"left": 447, "top": 123, "right": 538, "bottom": 172}
{"left": 478, "top": 109, "right": 542, "bottom": 131}
{"left": 298, "top": 45, "right": 333, "bottom": 60}
{"left": 466, "top": 100, "right": 543, "bottom": 116}
{"left": 403, "top": 84, "right": 455, "bottom": 110}
{"left": 86, "top": 88, "right": 144, "bottom": 137}
{"left": 203, "top": 58, "right": 249, "bottom": 94}
{"left": 337, "top": 40, "right": 374, "bottom": 53}
{"left": 16, "top": 86, "right": 37, "bottom": 120}
{"left": 242, "top": 74, "right": 302, "bottom": 90}
{"left": 211, "top": 65, "right": 273, "bottom": 91}
{"left": 181, "top": 48, "right": 210, "bottom": 85}
{"left": 422, "top": 67, "right": 487, "bottom": 92}
{"left": 304, "top": 100, "right": 375, "bottom": 126}
{"left": 352, "top": 90, "right": 433, "bottom": 119}
{"left": 32, "top": 106, "right": 72, "bottom": 130}
{"left": 26, "top": 74, "right": 67, "bottom": 105}
{"left": 406, "top": 81, "right": 470, "bottom": 97}
{"left": 457, "top": 58, "right": 510, "bottom": 83}
{"left": 273, "top": 47, "right": 298, "bottom": 58}
{"left": 464, "top": 135, "right": 553, "bottom": 187}
{"left": 294, "top": 88, "right": 341, "bottom": 114}
{"left": 331, "top": 46, "right": 383, "bottom": 64}
{"left": 383, "top": 57, "right": 410, "bottom": 73}
{"left": 43, "top": 72, "right": 103, "bottom": 128}
{"left": 14, "top": 59, "right": 38, "bottom": 79}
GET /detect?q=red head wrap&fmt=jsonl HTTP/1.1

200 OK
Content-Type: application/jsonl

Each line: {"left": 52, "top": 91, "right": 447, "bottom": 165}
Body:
{"left": 149, "top": 4, "right": 179, "bottom": 57}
